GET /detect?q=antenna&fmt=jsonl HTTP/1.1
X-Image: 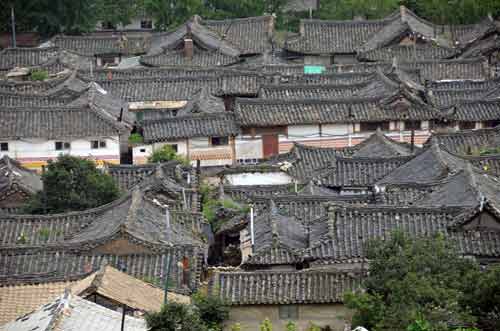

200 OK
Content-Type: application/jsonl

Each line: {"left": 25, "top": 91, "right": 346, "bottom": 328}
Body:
{"left": 250, "top": 204, "right": 255, "bottom": 250}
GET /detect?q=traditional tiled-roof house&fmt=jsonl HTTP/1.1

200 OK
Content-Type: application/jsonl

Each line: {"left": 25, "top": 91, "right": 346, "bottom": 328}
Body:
{"left": 209, "top": 269, "right": 360, "bottom": 331}
{"left": 285, "top": 5, "right": 499, "bottom": 65}
{"left": 47, "top": 33, "right": 151, "bottom": 68}
{"left": 138, "top": 88, "right": 240, "bottom": 166}
{"left": 0, "top": 292, "right": 148, "bottom": 331}
{"left": 0, "top": 83, "right": 132, "bottom": 169}
{"left": 0, "top": 186, "right": 208, "bottom": 293}
{"left": 426, "top": 125, "right": 500, "bottom": 155}
{"left": 0, "top": 265, "right": 189, "bottom": 325}
{"left": 0, "top": 156, "right": 42, "bottom": 213}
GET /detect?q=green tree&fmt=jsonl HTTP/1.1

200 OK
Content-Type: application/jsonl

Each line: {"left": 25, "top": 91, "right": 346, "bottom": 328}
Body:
{"left": 147, "top": 145, "right": 189, "bottom": 164}
{"left": 145, "top": 302, "right": 208, "bottom": 331}
{"left": 144, "top": 0, "right": 204, "bottom": 31}
{"left": 192, "top": 291, "right": 229, "bottom": 331}
{"left": 25, "top": 155, "right": 120, "bottom": 214}
{"left": 1, "top": 0, "right": 99, "bottom": 36}
{"left": 462, "top": 265, "right": 500, "bottom": 331}
{"left": 345, "top": 232, "right": 480, "bottom": 331}
{"left": 96, "top": 0, "right": 139, "bottom": 29}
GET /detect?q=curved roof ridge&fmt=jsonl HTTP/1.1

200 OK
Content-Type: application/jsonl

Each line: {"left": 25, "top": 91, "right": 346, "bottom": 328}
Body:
{"left": 1, "top": 192, "right": 132, "bottom": 219}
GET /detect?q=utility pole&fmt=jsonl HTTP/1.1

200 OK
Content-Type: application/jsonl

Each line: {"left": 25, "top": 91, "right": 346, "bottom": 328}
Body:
{"left": 10, "top": 5, "right": 16, "bottom": 48}
{"left": 163, "top": 205, "right": 171, "bottom": 305}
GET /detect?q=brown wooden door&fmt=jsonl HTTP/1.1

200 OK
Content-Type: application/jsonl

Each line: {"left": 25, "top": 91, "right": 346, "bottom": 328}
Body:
{"left": 262, "top": 134, "right": 279, "bottom": 158}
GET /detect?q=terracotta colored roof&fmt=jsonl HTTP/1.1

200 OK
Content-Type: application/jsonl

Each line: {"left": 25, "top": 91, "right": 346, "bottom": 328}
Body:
{"left": 72, "top": 265, "right": 190, "bottom": 311}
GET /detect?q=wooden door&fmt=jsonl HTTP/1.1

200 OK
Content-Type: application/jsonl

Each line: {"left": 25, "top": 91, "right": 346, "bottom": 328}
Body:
{"left": 262, "top": 134, "right": 279, "bottom": 158}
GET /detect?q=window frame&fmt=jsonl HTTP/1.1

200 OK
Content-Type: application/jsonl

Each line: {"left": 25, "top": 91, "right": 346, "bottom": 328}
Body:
{"left": 459, "top": 121, "right": 476, "bottom": 130}
{"left": 55, "top": 141, "right": 71, "bottom": 151}
{"left": 278, "top": 305, "right": 299, "bottom": 320}
{"left": 359, "top": 121, "right": 390, "bottom": 132}
{"left": 140, "top": 20, "right": 153, "bottom": 29}
{"left": 404, "top": 120, "right": 422, "bottom": 131}
{"left": 0, "top": 142, "right": 8, "bottom": 151}
{"left": 210, "top": 136, "right": 229, "bottom": 147}
{"left": 91, "top": 140, "right": 107, "bottom": 149}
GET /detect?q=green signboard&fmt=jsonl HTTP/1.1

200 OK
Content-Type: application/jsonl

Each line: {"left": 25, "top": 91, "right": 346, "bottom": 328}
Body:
{"left": 304, "top": 65, "right": 325, "bottom": 74}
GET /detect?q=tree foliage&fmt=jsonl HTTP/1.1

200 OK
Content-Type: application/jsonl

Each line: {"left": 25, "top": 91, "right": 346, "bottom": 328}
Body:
{"left": 192, "top": 291, "right": 230, "bottom": 331}
{"left": 25, "top": 155, "right": 120, "bottom": 214}
{"left": 2, "top": 0, "right": 499, "bottom": 36}
{"left": 145, "top": 302, "right": 208, "bottom": 331}
{"left": 147, "top": 145, "right": 189, "bottom": 165}
{"left": 345, "top": 232, "right": 484, "bottom": 331}
{"left": 145, "top": 292, "right": 228, "bottom": 331}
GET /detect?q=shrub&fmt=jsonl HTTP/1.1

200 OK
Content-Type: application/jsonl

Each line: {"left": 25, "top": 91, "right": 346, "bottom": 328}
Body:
{"left": 148, "top": 145, "right": 189, "bottom": 165}
{"left": 192, "top": 291, "right": 229, "bottom": 331}
{"left": 145, "top": 302, "right": 207, "bottom": 331}
{"left": 128, "top": 133, "right": 144, "bottom": 144}
{"left": 231, "top": 323, "right": 242, "bottom": 331}
{"left": 30, "top": 69, "right": 49, "bottom": 81}
{"left": 286, "top": 321, "right": 297, "bottom": 331}
{"left": 259, "top": 318, "right": 273, "bottom": 331}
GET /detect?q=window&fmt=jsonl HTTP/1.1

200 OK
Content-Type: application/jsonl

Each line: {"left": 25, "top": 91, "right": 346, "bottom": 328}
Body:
{"left": 100, "top": 55, "right": 117, "bottom": 66}
{"left": 210, "top": 136, "right": 229, "bottom": 146}
{"left": 279, "top": 305, "right": 298, "bottom": 320}
{"left": 140, "top": 20, "right": 153, "bottom": 29}
{"left": 101, "top": 21, "right": 116, "bottom": 30}
{"left": 0, "top": 142, "right": 8, "bottom": 151}
{"left": 360, "top": 122, "right": 390, "bottom": 132}
{"left": 91, "top": 140, "right": 107, "bottom": 149}
{"left": 404, "top": 121, "right": 421, "bottom": 131}
{"left": 484, "top": 120, "right": 500, "bottom": 128}
{"left": 459, "top": 122, "right": 476, "bottom": 130}
{"left": 55, "top": 141, "right": 71, "bottom": 151}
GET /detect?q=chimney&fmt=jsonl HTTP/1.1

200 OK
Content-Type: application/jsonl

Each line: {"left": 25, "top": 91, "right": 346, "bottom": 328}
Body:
{"left": 400, "top": 5, "right": 406, "bottom": 21}
{"left": 184, "top": 38, "right": 193, "bottom": 59}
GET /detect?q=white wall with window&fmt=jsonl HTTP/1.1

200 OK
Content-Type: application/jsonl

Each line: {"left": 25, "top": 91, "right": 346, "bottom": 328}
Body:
{"left": 0, "top": 137, "right": 121, "bottom": 169}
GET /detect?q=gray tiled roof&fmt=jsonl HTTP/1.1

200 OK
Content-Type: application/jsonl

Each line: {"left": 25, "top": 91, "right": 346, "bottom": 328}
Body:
{"left": 264, "top": 143, "right": 345, "bottom": 182}
{"left": 258, "top": 82, "right": 365, "bottom": 100}
{"left": 0, "top": 47, "right": 59, "bottom": 71}
{"left": 234, "top": 97, "right": 440, "bottom": 127}
{"left": 51, "top": 34, "right": 151, "bottom": 56}
{"left": 0, "top": 156, "right": 42, "bottom": 196}
{"left": 0, "top": 92, "right": 68, "bottom": 107}
{"left": 306, "top": 204, "right": 500, "bottom": 261}
{"left": 377, "top": 143, "right": 470, "bottom": 185}
{"left": 0, "top": 293, "right": 147, "bottom": 331}
{"left": 316, "top": 156, "right": 412, "bottom": 188}
{"left": 0, "top": 106, "right": 127, "bottom": 140}
{"left": 416, "top": 165, "right": 500, "bottom": 209}
{"left": 445, "top": 99, "right": 500, "bottom": 122}
{"left": 427, "top": 126, "right": 500, "bottom": 155}
{"left": 286, "top": 18, "right": 388, "bottom": 54}
{"left": 0, "top": 73, "right": 72, "bottom": 95}
{"left": 251, "top": 201, "right": 307, "bottom": 254}
{"left": 0, "top": 248, "right": 203, "bottom": 291}
{"left": 203, "top": 16, "right": 274, "bottom": 54}
{"left": 141, "top": 47, "right": 240, "bottom": 67}
{"left": 211, "top": 270, "right": 360, "bottom": 305}
{"left": 358, "top": 43, "right": 458, "bottom": 62}
{"left": 142, "top": 113, "right": 239, "bottom": 142}
{"left": 347, "top": 130, "right": 418, "bottom": 158}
